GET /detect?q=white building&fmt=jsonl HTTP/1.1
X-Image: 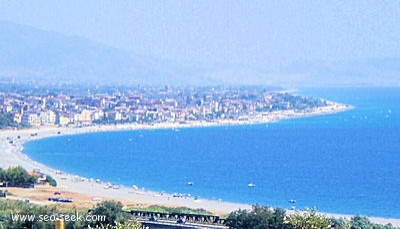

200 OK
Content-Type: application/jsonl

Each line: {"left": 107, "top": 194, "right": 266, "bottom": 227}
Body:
{"left": 39, "top": 110, "right": 56, "bottom": 125}
{"left": 22, "top": 112, "right": 40, "bottom": 126}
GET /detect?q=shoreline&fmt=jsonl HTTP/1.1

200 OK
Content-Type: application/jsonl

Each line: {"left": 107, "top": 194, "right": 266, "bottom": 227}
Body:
{"left": 2, "top": 103, "right": 400, "bottom": 226}
{"left": 0, "top": 124, "right": 253, "bottom": 215}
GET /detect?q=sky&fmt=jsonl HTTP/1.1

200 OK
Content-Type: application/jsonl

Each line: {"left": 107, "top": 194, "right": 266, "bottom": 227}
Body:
{"left": 1, "top": 0, "right": 399, "bottom": 69}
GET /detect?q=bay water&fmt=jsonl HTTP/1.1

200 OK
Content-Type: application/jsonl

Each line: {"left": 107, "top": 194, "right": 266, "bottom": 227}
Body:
{"left": 23, "top": 88, "right": 400, "bottom": 218}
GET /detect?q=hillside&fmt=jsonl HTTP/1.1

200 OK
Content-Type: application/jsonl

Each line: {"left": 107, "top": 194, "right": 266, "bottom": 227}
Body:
{"left": 0, "top": 21, "right": 183, "bottom": 85}
{"left": 1, "top": 21, "right": 399, "bottom": 87}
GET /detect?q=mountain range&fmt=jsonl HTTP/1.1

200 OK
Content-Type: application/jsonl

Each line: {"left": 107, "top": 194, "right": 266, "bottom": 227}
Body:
{"left": 1, "top": 21, "right": 398, "bottom": 87}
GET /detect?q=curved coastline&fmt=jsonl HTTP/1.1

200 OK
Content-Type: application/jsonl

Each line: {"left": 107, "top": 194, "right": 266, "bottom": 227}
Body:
{"left": 2, "top": 102, "right": 400, "bottom": 226}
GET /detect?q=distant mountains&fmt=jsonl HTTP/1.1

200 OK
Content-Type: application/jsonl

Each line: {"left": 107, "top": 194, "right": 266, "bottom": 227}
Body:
{"left": 0, "top": 21, "right": 178, "bottom": 85}
{"left": 1, "top": 21, "right": 399, "bottom": 87}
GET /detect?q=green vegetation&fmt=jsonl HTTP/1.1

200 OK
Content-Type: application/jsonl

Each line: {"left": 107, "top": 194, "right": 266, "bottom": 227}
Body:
{"left": 0, "top": 166, "right": 58, "bottom": 188}
{"left": 0, "top": 199, "right": 141, "bottom": 229}
{"left": 225, "top": 205, "right": 399, "bottom": 229}
{"left": 225, "top": 205, "right": 289, "bottom": 229}
{"left": 0, "top": 199, "right": 57, "bottom": 228}
{"left": 0, "top": 199, "right": 398, "bottom": 229}
{"left": 285, "top": 210, "right": 333, "bottom": 228}
{"left": 0, "top": 112, "right": 27, "bottom": 130}
{"left": 347, "top": 215, "right": 397, "bottom": 229}
{"left": 87, "top": 200, "right": 131, "bottom": 228}
{"left": 256, "top": 93, "right": 327, "bottom": 112}
{"left": 0, "top": 166, "right": 36, "bottom": 187}
{"left": 45, "top": 175, "right": 57, "bottom": 187}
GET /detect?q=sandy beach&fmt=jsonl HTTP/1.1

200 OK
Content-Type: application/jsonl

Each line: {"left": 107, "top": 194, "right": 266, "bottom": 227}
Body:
{"left": 0, "top": 123, "right": 254, "bottom": 214}
{"left": 1, "top": 103, "right": 399, "bottom": 226}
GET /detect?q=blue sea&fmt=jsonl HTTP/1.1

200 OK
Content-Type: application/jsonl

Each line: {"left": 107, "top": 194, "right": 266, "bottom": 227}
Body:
{"left": 23, "top": 88, "right": 400, "bottom": 218}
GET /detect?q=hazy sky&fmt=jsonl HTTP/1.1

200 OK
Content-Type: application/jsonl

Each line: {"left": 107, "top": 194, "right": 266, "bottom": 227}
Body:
{"left": 0, "top": 0, "right": 399, "bottom": 68}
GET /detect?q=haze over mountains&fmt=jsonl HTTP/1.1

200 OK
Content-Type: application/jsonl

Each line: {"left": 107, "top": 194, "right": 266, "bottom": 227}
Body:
{"left": 1, "top": 21, "right": 399, "bottom": 87}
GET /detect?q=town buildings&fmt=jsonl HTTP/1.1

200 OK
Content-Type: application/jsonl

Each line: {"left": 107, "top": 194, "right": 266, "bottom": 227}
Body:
{"left": 0, "top": 84, "right": 326, "bottom": 127}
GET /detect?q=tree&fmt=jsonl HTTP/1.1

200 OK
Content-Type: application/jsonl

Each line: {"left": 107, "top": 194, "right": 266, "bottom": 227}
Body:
{"left": 350, "top": 215, "right": 373, "bottom": 229}
{"left": 332, "top": 217, "right": 351, "bottom": 229}
{"left": 1, "top": 200, "right": 56, "bottom": 228}
{"left": 349, "top": 215, "right": 397, "bottom": 229}
{"left": 86, "top": 200, "right": 130, "bottom": 227}
{"left": 225, "top": 205, "right": 290, "bottom": 229}
{"left": 0, "top": 168, "right": 6, "bottom": 183}
{"left": 0, "top": 112, "right": 27, "bottom": 129}
{"left": 285, "top": 210, "right": 333, "bottom": 229}
{"left": 5, "top": 166, "right": 37, "bottom": 187}
{"left": 45, "top": 175, "right": 57, "bottom": 187}
{"left": 269, "top": 208, "right": 288, "bottom": 228}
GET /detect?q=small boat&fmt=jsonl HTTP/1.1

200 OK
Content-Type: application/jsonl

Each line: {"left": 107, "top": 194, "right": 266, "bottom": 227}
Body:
{"left": 288, "top": 199, "right": 296, "bottom": 203}
{"left": 187, "top": 182, "right": 194, "bottom": 186}
{"left": 248, "top": 183, "right": 255, "bottom": 187}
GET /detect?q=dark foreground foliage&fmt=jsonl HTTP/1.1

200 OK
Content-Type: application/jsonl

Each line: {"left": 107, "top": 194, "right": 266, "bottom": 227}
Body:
{"left": 0, "top": 199, "right": 139, "bottom": 229}
{"left": 0, "top": 199, "right": 398, "bottom": 229}
{"left": 225, "top": 205, "right": 398, "bottom": 229}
